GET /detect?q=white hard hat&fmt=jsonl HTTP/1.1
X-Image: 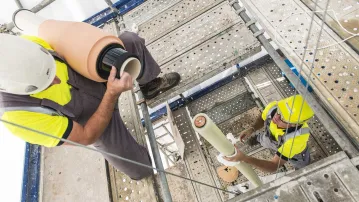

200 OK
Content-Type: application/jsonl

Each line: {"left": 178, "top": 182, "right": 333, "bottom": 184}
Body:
{"left": 0, "top": 34, "right": 56, "bottom": 95}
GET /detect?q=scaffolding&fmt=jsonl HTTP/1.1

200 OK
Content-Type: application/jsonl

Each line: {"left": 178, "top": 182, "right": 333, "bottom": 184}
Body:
{"left": 10, "top": 0, "right": 359, "bottom": 201}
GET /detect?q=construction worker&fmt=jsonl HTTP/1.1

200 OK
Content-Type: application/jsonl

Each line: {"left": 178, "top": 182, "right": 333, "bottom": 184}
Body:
{"left": 224, "top": 95, "right": 314, "bottom": 172}
{"left": 0, "top": 32, "right": 180, "bottom": 180}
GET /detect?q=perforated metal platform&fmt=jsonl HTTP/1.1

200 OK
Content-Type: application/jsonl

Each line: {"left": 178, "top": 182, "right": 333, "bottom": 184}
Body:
{"left": 228, "top": 151, "right": 359, "bottom": 202}
{"left": 123, "top": 0, "right": 182, "bottom": 26}
{"left": 147, "top": 2, "right": 241, "bottom": 65}
{"left": 241, "top": 0, "right": 359, "bottom": 142}
{"left": 138, "top": 0, "right": 225, "bottom": 43}
{"left": 140, "top": 0, "right": 261, "bottom": 107}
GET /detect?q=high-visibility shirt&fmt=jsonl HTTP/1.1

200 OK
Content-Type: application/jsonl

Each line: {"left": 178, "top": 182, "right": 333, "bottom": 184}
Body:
{"left": 1, "top": 36, "right": 72, "bottom": 147}
{"left": 261, "top": 101, "right": 310, "bottom": 159}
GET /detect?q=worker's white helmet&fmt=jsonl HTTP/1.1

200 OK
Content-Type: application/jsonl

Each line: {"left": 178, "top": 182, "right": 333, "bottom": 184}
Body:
{"left": 0, "top": 34, "right": 56, "bottom": 95}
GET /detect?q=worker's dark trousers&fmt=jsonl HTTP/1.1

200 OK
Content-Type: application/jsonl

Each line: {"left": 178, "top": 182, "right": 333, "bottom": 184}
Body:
{"left": 92, "top": 32, "right": 160, "bottom": 180}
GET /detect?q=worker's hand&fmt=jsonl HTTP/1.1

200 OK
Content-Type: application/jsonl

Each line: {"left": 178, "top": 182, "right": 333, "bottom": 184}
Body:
{"left": 223, "top": 145, "right": 247, "bottom": 162}
{"left": 239, "top": 127, "right": 255, "bottom": 143}
{"left": 106, "top": 67, "right": 133, "bottom": 97}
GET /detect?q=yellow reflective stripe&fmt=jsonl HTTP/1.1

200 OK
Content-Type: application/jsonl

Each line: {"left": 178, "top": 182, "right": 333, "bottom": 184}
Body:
{"left": 2, "top": 111, "right": 69, "bottom": 147}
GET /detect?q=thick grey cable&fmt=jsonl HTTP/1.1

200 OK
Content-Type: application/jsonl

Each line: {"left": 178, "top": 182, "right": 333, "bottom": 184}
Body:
{"left": 0, "top": 118, "right": 240, "bottom": 195}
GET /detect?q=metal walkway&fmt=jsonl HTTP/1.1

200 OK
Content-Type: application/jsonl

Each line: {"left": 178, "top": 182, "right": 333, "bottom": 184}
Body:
{"left": 100, "top": 0, "right": 359, "bottom": 201}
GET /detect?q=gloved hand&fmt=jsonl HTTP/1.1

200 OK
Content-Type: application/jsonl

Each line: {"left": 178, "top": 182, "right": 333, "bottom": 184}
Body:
{"left": 239, "top": 127, "right": 255, "bottom": 143}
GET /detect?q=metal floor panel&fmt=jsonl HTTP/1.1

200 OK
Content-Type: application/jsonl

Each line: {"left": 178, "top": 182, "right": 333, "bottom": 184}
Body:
{"left": 147, "top": 23, "right": 260, "bottom": 107}
{"left": 228, "top": 152, "right": 359, "bottom": 202}
{"left": 124, "top": 0, "right": 182, "bottom": 27}
{"left": 147, "top": 2, "right": 241, "bottom": 65}
{"left": 102, "top": 22, "right": 158, "bottom": 202}
{"left": 188, "top": 78, "right": 247, "bottom": 115}
{"left": 241, "top": 0, "right": 359, "bottom": 142}
{"left": 138, "top": 0, "right": 225, "bottom": 43}
{"left": 172, "top": 108, "right": 222, "bottom": 202}
{"left": 204, "top": 92, "right": 257, "bottom": 124}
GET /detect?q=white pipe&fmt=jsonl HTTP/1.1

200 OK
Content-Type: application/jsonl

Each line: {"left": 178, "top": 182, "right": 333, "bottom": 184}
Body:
{"left": 120, "top": 57, "right": 142, "bottom": 79}
{"left": 192, "top": 113, "right": 263, "bottom": 187}
{"left": 12, "top": 9, "right": 46, "bottom": 36}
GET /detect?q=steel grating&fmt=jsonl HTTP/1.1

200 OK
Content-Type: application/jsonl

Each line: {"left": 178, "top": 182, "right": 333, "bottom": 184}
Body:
{"left": 123, "top": 0, "right": 182, "bottom": 27}
{"left": 108, "top": 166, "right": 157, "bottom": 202}
{"left": 241, "top": 0, "right": 359, "bottom": 141}
{"left": 147, "top": 23, "right": 261, "bottom": 107}
{"left": 228, "top": 152, "right": 359, "bottom": 202}
{"left": 138, "top": 0, "right": 225, "bottom": 43}
{"left": 264, "top": 60, "right": 343, "bottom": 156}
{"left": 172, "top": 107, "right": 222, "bottom": 202}
{"left": 147, "top": 2, "right": 241, "bottom": 65}
{"left": 247, "top": 66, "right": 283, "bottom": 104}
{"left": 205, "top": 92, "right": 257, "bottom": 124}
{"left": 188, "top": 78, "right": 247, "bottom": 115}
{"left": 103, "top": 23, "right": 157, "bottom": 202}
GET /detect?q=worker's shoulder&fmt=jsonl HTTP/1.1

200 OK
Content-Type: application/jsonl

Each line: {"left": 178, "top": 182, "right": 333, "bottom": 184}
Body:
{"left": 21, "top": 35, "right": 54, "bottom": 50}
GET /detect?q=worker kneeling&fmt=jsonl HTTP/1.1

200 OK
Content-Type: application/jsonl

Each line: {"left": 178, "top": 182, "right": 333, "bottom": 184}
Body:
{"left": 224, "top": 95, "right": 314, "bottom": 172}
{"left": 0, "top": 33, "right": 180, "bottom": 180}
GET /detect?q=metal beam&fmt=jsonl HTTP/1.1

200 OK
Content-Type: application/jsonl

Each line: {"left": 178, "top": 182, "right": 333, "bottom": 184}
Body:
{"left": 103, "top": 0, "right": 120, "bottom": 15}
{"left": 14, "top": 0, "right": 23, "bottom": 8}
{"left": 31, "top": 0, "right": 55, "bottom": 13}
{"left": 230, "top": 0, "right": 359, "bottom": 158}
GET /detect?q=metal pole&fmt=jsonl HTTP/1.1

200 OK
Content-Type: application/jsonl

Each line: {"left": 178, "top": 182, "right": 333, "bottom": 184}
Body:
{"left": 6, "top": 0, "right": 56, "bottom": 30}
{"left": 103, "top": 0, "right": 126, "bottom": 31}
{"left": 162, "top": 125, "right": 174, "bottom": 138}
{"left": 14, "top": 0, "right": 23, "bottom": 8}
{"left": 135, "top": 83, "right": 173, "bottom": 202}
{"left": 229, "top": 0, "right": 359, "bottom": 157}
{"left": 103, "top": 0, "right": 120, "bottom": 15}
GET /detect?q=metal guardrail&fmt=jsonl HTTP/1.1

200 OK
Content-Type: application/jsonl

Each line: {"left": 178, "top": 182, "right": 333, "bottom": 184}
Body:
{"left": 83, "top": 0, "right": 145, "bottom": 26}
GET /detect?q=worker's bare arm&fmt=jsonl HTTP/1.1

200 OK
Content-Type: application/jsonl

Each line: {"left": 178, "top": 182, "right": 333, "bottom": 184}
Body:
{"left": 64, "top": 67, "right": 133, "bottom": 146}
{"left": 241, "top": 154, "right": 286, "bottom": 173}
